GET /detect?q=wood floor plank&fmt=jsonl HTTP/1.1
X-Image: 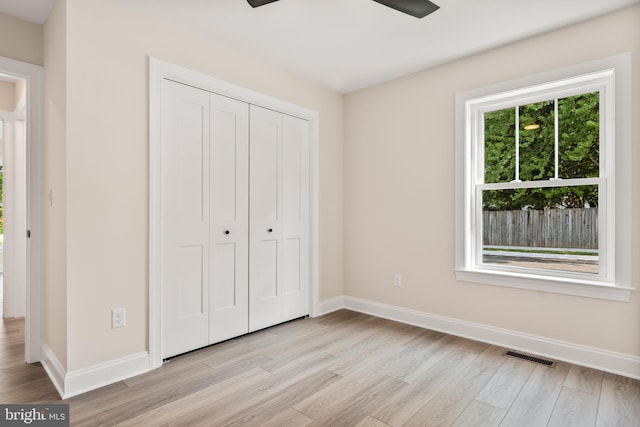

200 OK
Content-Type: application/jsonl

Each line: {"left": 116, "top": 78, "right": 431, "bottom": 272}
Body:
{"left": 451, "top": 400, "right": 506, "bottom": 427}
{"left": 68, "top": 359, "right": 218, "bottom": 417}
{"left": 475, "top": 357, "right": 535, "bottom": 409}
{"left": 316, "top": 309, "right": 370, "bottom": 326}
{"left": 547, "top": 386, "right": 599, "bottom": 427}
{"left": 162, "top": 374, "right": 290, "bottom": 427}
{"left": 369, "top": 344, "right": 434, "bottom": 382}
{"left": 331, "top": 320, "right": 412, "bottom": 360}
{"left": 114, "top": 367, "right": 273, "bottom": 427}
{"left": 602, "top": 372, "right": 640, "bottom": 388}
{"left": 0, "top": 363, "right": 52, "bottom": 387}
{"left": 262, "top": 318, "right": 373, "bottom": 360}
{"left": 215, "top": 369, "right": 342, "bottom": 427}
{"left": 261, "top": 348, "right": 339, "bottom": 376}
{"left": 261, "top": 328, "right": 342, "bottom": 362}
{"left": 370, "top": 349, "right": 478, "bottom": 426}
{"left": 166, "top": 369, "right": 341, "bottom": 427}
{"left": 500, "top": 362, "right": 570, "bottom": 427}
{"left": 353, "top": 416, "right": 392, "bottom": 427}
{"left": 70, "top": 353, "right": 273, "bottom": 425}
{"left": 373, "top": 334, "right": 467, "bottom": 384}
{"left": 401, "top": 327, "right": 446, "bottom": 349}
{"left": 473, "top": 345, "right": 509, "bottom": 369}
{"left": 191, "top": 330, "right": 282, "bottom": 369}
{"left": 294, "top": 369, "right": 395, "bottom": 419}
{"left": 0, "top": 376, "right": 60, "bottom": 404}
{"left": 303, "top": 374, "right": 407, "bottom": 427}
{"left": 258, "top": 408, "right": 313, "bottom": 427}
{"left": 326, "top": 337, "right": 408, "bottom": 378}
{"left": 402, "top": 363, "right": 497, "bottom": 427}
{"left": 595, "top": 378, "right": 640, "bottom": 427}
{"left": 456, "top": 337, "right": 491, "bottom": 355}
{"left": 564, "top": 364, "right": 604, "bottom": 395}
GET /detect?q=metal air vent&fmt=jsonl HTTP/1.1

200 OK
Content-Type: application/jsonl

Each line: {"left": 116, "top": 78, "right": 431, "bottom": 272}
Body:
{"left": 504, "top": 350, "right": 556, "bottom": 367}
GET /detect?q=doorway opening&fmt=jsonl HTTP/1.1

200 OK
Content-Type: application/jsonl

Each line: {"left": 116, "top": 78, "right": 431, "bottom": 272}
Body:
{"left": 0, "top": 75, "right": 28, "bottom": 323}
{"left": 0, "top": 55, "right": 44, "bottom": 364}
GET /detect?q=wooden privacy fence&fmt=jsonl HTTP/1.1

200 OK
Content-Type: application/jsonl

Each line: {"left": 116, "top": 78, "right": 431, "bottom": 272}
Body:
{"left": 483, "top": 208, "right": 598, "bottom": 249}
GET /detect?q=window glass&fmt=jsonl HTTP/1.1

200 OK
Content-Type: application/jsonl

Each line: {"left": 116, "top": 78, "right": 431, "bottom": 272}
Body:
{"left": 519, "top": 100, "right": 555, "bottom": 182}
{"left": 482, "top": 186, "right": 598, "bottom": 274}
{"left": 481, "top": 92, "right": 601, "bottom": 275}
{"left": 558, "top": 92, "right": 600, "bottom": 179}
{"left": 484, "top": 108, "right": 515, "bottom": 184}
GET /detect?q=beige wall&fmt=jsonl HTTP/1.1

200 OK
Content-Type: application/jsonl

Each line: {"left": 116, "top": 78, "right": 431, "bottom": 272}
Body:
{"left": 43, "top": 0, "right": 68, "bottom": 369}
{"left": 62, "top": 0, "right": 343, "bottom": 371}
{"left": 0, "top": 81, "right": 15, "bottom": 111}
{"left": 0, "top": 12, "right": 43, "bottom": 66}
{"left": 344, "top": 6, "right": 640, "bottom": 357}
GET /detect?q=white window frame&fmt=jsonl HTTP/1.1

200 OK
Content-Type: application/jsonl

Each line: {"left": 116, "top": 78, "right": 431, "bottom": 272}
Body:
{"left": 455, "top": 53, "right": 632, "bottom": 302}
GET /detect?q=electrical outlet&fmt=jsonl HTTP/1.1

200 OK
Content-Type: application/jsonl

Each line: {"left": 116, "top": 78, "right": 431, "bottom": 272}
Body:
{"left": 394, "top": 273, "right": 402, "bottom": 287}
{"left": 112, "top": 307, "right": 126, "bottom": 328}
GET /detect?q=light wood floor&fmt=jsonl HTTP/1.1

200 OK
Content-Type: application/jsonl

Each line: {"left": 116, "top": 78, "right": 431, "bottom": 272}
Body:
{"left": 2, "top": 309, "right": 639, "bottom": 426}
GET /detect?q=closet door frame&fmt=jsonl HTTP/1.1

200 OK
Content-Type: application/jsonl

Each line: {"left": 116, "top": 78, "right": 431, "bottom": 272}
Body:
{"left": 149, "top": 57, "right": 320, "bottom": 370}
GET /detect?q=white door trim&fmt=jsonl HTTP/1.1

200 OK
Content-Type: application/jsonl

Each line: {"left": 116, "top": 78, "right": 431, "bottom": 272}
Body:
{"left": 0, "top": 55, "right": 44, "bottom": 364}
{"left": 148, "top": 57, "right": 320, "bottom": 369}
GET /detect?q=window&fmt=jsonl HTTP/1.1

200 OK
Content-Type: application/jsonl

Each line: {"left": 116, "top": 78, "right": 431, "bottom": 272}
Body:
{"left": 455, "top": 54, "right": 632, "bottom": 301}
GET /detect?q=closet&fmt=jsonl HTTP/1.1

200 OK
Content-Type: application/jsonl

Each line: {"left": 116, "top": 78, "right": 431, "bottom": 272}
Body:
{"left": 160, "top": 79, "right": 310, "bottom": 359}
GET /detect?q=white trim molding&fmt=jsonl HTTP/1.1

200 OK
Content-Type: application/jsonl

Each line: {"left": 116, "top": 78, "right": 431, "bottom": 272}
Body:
{"left": 148, "top": 57, "right": 320, "bottom": 370}
{"left": 41, "top": 345, "right": 150, "bottom": 399}
{"left": 321, "top": 295, "right": 640, "bottom": 380}
{"left": 63, "top": 352, "right": 150, "bottom": 399}
{"left": 40, "top": 345, "right": 66, "bottom": 399}
{"left": 315, "top": 296, "right": 346, "bottom": 316}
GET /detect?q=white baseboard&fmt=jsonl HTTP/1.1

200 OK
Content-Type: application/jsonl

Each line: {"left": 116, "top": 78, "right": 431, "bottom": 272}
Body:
{"left": 315, "top": 295, "right": 345, "bottom": 316}
{"left": 63, "top": 352, "right": 150, "bottom": 398}
{"left": 40, "top": 344, "right": 151, "bottom": 399}
{"left": 40, "top": 344, "right": 66, "bottom": 398}
{"left": 318, "top": 295, "right": 640, "bottom": 380}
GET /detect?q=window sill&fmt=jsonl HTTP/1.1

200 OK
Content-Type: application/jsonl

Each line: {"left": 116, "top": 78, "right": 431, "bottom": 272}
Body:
{"left": 455, "top": 268, "right": 633, "bottom": 302}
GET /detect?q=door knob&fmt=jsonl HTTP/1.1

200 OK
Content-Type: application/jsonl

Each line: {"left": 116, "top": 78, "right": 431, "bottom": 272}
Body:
{"left": 224, "top": 230, "right": 230, "bottom": 235}
{"left": 267, "top": 228, "right": 273, "bottom": 233}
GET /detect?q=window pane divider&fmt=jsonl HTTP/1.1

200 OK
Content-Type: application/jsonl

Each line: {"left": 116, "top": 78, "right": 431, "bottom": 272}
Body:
{"left": 554, "top": 98, "right": 559, "bottom": 180}
{"left": 514, "top": 106, "right": 520, "bottom": 182}
{"left": 478, "top": 177, "right": 601, "bottom": 191}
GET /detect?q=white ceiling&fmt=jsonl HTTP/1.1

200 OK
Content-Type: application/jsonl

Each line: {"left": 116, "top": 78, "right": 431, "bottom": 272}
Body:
{"left": 0, "top": 0, "right": 54, "bottom": 25}
{"left": 0, "top": 0, "right": 638, "bottom": 93}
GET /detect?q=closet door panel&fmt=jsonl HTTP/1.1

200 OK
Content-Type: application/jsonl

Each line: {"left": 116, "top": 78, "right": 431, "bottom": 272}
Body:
{"left": 161, "top": 81, "right": 311, "bottom": 354}
{"left": 209, "top": 94, "right": 250, "bottom": 343}
{"left": 161, "top": 80, "right": 210, "bottom": 359}
{"left": 249, "top": 105, "right": 283, "bottom": 331}
{"left": 282, "top": 114, "right": 310, "bottom": 320}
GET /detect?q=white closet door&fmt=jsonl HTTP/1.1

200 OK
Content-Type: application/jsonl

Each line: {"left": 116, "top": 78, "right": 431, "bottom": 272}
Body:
{"left": 209, "top": 94, "right": 249, "bottom": 342}
{"left": 249, "top": 106, "right": 283, "bottom": 331}
{"left": 249, "top": 106, "right": 310, "bottom": 331}
{"left": 161, "top": 80, "right": 211, "bottom": 358}
{"left": 161, "top": 81, "right": 310, "bottom": 354}
{"left": 281, "top": 114, "right": 310, "bottom": 320}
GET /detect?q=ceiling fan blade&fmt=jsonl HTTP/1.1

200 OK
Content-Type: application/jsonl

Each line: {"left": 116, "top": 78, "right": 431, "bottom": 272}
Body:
{"left": 247, "top": 0, "right": 279, "bottom": 7}
{"left": 372, "top": 0, "right": 440, "bottom": 18}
